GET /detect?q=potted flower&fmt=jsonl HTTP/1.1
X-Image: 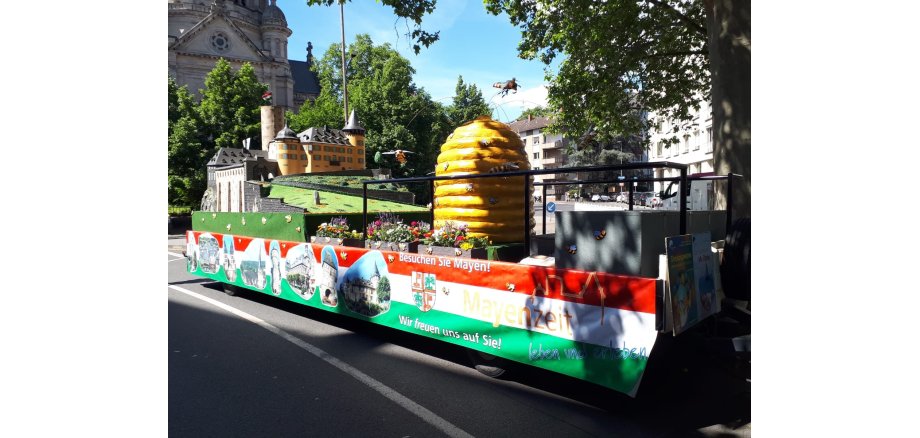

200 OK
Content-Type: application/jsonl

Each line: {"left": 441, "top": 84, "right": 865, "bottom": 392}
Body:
{"left": 418, "top": 221, "right": 490, "bottom": 259}
{"left": 365, "top": 213, "right": 430, "bottom": 253}
{"left": 311, "top": 216, "right": 364, "bottom": 247}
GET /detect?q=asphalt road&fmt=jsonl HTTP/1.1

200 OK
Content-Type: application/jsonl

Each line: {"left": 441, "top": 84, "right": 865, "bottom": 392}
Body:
{"left": 168, "top": 240, "right": 750, "bottom": 437}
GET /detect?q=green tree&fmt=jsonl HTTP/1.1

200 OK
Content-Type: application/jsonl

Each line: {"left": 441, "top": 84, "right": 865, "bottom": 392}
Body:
{"left": 309, "top": 35, "right": 451, "bottom": 194}
{"left": 377, "top": 276, "right": 391, "bottom": 302}
{"left": 288, "top": 90, "right": 342, "bottom": 133}
{"left": 565, "top": 133, "right": 645, "bottom": 195}
{"left": 168, "top": 60, "right": 269, "bottom": 208}
{"left": 168, "top": 116, "right": 208, "bottom": 207}
{"left": 168, "top": 77, "right": 207, "bottom": 207}
{"left": 482, "top": 0, "right": 750, "bottom": 216}
{"left": 198, "top": 59, "right": 268, "bottom": 150}
{"left": 517, "top": 106, "right": 551, "bottom": 121}
{"left": 446, "top": 75, "right": 491, "bottom": 127}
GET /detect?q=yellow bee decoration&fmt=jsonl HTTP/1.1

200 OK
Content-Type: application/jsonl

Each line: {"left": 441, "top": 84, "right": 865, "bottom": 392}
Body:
{"left": 567, "top": 244, "right": 577, "bottom": 254}
{"left": 594, "top": 229, "right": 606, "bottom": 240}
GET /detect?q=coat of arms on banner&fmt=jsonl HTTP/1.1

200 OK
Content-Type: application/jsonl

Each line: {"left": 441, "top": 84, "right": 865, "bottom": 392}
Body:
{"left": 411, "top": 271, "right": 437, "bottom": 312}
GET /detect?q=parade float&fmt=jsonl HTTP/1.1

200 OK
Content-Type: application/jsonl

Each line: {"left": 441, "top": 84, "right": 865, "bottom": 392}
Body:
{"left": 185, "top": 116, "right": 745, "bottom": 398}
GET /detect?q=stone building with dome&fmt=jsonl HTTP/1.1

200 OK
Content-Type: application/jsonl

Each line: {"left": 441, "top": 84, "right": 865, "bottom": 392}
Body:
{"left": 168, "top": 0, "right": 320, "bottom": 111}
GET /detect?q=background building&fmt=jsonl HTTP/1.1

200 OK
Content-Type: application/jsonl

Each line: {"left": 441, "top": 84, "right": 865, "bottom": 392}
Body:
{"left": 168, "top": 0, "right": 320, "bottom": 111}
{"left": 507, "top": 116, "right": 570, "bottom": 201}
{"left": 647, "top": 99, "right": 716, "bottom": 209}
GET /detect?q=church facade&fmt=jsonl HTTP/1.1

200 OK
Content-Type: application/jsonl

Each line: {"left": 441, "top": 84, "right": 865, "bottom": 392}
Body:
{"left": 168, "top": 0, "right": 319, "bottom": 111}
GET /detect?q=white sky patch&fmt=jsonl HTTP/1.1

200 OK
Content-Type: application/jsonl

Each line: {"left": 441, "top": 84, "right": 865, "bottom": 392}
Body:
{"left": 488, "top": 84, "right": 549, "bottom": 122}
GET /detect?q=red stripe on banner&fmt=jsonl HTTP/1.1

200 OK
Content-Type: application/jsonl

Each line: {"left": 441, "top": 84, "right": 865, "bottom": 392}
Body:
{"left": 188, "top": 233, "right": 656, "bottom": 314}
{"left": 381, "top": 252, "right": 656, "bottom": 314}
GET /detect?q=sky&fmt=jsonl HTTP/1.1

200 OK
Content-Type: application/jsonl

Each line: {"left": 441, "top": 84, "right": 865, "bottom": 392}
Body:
{"left": 277, "top": 0, "right": 561, "bottom": 122}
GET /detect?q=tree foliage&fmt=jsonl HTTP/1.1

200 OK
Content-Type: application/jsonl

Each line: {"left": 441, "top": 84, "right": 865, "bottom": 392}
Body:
{"left": 198, "top": 59, "right": 268, "bottom": 150}
{"left": 168, "top": 60, "right": 269, "bottom": 208}
{"left": 303, "top": 35, "right": 451, "bottom": 201}
{"left": 377, "top": 276, "right": 391, "bottom": 302}
{"left": 483, "top": 0, "right": 709, "bottom": 147}
{"left": 447, "top": 76, "right": 491, "bottom": 126}
{"left": 517, "top": 105, "right": 552, "bottom": 121}
{"left": 306, "top": 0, "right": 439, "bottom": 54}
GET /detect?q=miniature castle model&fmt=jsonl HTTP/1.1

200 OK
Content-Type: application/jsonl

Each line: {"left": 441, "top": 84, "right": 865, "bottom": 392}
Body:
{"left": 204, "top": 107, "right": 368, "bottom": 212}
{"left": 266, "top": 109, "right": 367, "bottom": 175}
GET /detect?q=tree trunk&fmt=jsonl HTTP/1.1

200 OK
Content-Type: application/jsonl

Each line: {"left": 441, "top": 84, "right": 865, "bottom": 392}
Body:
{"left": 706, "top": 0, "right": 751, "bottom": 219}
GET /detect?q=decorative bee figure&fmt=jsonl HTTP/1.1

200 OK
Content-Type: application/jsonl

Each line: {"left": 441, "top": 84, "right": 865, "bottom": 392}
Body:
{"left": 594, "top": 229, "right": 606, "bottom": 240}
{"left": 488, "top": 162, "right": 520, "bottom": 173}
{"left": 479, "top": 139, "right": 490, "bottom": 146}
{"left": 261, "top": 217, "right": 267, "bottom": 225}
{"left": 241, "top": 218, "right": 246, "bottom": 225}
{"left": 466, "top": 183, "right": 474, "bottom": 193}
{"left": 454, "top": 248, "right": 462, "bottom": 256}
{"left": 212, "top": 213, "right": 217, "bottom": 219}
{"left": 285, "top": 215, "right": 292, "bottom": 223}
{"left": 426, "top": 246, "right": 433, "bottom": 255}
{"left": 226, "top": 224, "right": 232, "bottom": 231}
{"left": 567, "top": 244, "right": 577, "bottom": 254}
{"left": 340, "top": 251, "right": 348, "bottom": 261}
{"left": 442, "top": 287, "right": 450, "bottom": 296}
{"left": 387, "top": 254, "right": 395, "bottom": 263}
{"left": 443, "top": 162, "right": 449, "bottom": 171}
{"left": 295, "top": 226, "right": 302, "bottom": 233}
{"left": 506, "top": 283, "right": 515, "bottom": 292}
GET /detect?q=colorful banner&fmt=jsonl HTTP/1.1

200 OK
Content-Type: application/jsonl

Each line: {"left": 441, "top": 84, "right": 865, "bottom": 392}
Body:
{"left": 185, "top": 230, "right": 660, "bottom": 397}
{"left": 666, "top": 232, "right": 721, "bottom": 335}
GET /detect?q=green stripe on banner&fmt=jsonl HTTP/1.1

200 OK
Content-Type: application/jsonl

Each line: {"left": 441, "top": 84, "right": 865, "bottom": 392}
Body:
{"left": 188, "top": 261, "right": 649, "bottom": 396}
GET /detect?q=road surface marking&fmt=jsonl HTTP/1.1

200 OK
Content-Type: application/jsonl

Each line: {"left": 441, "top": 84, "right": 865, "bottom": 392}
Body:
{"left": 168, "top": 252, "right": 184, "bottom": 258}
{"left": 168, "top": 284, "right": 475, "bottom": 438}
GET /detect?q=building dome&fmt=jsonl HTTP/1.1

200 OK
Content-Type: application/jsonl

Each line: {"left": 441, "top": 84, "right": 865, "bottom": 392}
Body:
{"left": 275, "top": 123, "right": 297, "bottom": 140}
{"left": 262, "top": 1, "right": 287, "bottom": 26}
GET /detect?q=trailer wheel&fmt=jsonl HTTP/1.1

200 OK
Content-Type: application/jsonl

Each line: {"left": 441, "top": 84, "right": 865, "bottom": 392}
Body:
{"left": 721, "top": 217, "right": 751, "bottom": 301}
{"left": 223, "top": 284, "right": 240, "bottom": 297}
{"left": 466, "top": 350, "right": 508, "bottom": 378}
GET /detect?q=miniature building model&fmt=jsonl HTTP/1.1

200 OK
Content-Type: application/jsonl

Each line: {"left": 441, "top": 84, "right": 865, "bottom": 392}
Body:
{"left": 266, "top": 109, "right": 367, "bottom": 175}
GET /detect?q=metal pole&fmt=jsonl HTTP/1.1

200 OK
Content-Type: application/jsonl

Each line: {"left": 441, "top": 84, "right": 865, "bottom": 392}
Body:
{"left": 679, "top": 166, "right": 687, "bottom": 235}
{"left": 628, "top": 183, "right": 634, "bottom": 211}
{"left": 362, "top": 182, "right": 368, "bottom": 237}
{"left": 542, "top": 184, "right": 547, "bottom": 235}
{"left": 524, "top": 176, "right": 531, "bottom": 255}
{"left": 429, "top": 178, "right": 435, "bottom": 225}
{"left": 726, "top": 173, "right": 735, "bottom": 231}
{"left": 339, "top": 2, "right": 349, "bottom": 125}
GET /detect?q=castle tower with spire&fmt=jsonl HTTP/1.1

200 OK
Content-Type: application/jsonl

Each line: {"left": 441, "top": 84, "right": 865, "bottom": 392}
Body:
{"left": 342, "top": 109, "right": 366, "bottom": 160}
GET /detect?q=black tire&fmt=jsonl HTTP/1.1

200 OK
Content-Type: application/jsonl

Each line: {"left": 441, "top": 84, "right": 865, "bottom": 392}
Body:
{"left": 721, "top": 217, "right": 751, "bottom": 301}
{"left": 466, "top": 349, "right": 508, "bottom": 378}
{"left": 223, "top": 284, "right": 240, "bottom": 297}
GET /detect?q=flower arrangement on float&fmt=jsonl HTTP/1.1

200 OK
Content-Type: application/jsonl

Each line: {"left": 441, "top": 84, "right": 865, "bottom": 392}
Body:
{"left": 311, "top": 216, "right": 364, "bottom": 246}
{"left": 419, "top": 221, "right": 490, "bottom": 258}
{"left": 365, "top": 212, "right": 430, "bottom": 252}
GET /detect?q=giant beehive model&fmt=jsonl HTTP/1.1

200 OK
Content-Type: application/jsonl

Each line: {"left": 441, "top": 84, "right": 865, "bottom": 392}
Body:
{"left": 434, "top": 116, "right": 534, "bottom": 243}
